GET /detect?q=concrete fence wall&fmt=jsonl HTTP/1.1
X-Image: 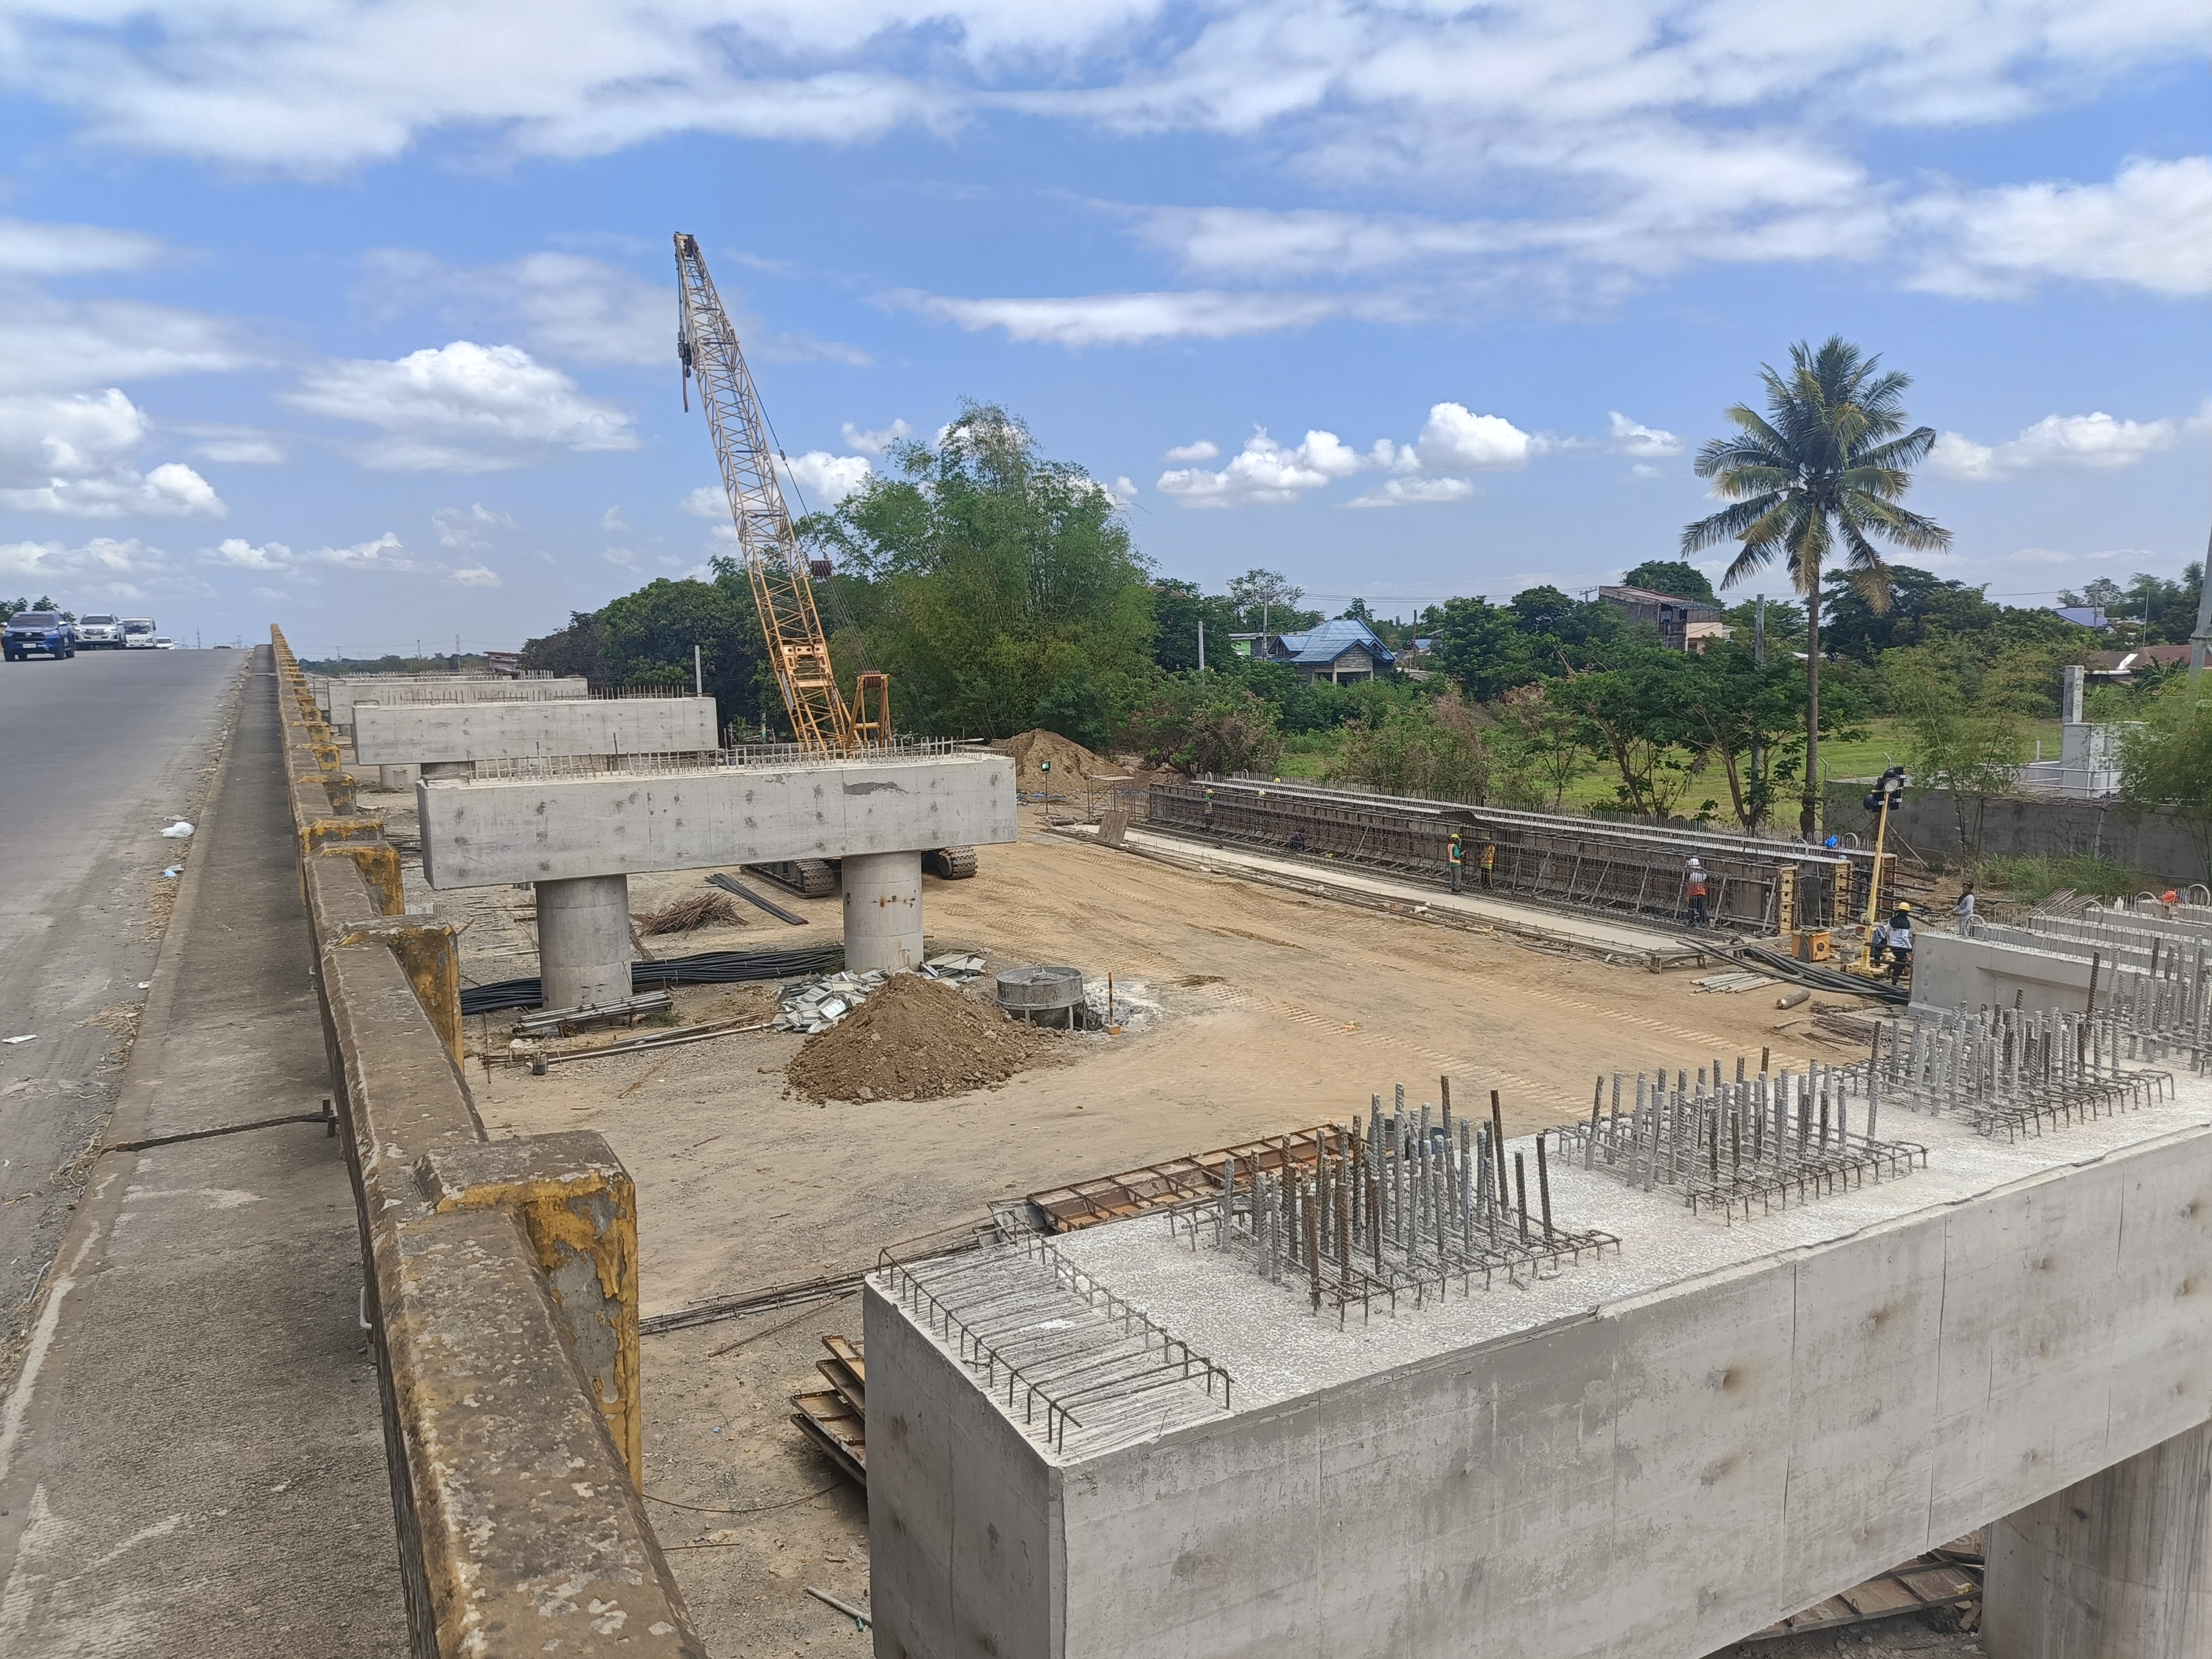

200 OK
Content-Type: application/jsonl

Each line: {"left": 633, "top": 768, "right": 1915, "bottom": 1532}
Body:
{"left": 1825, "top": 783, "right": 2209, "bottom": 883}
{"left": 272, "top": 629, "right": 706, "bottom": 1658}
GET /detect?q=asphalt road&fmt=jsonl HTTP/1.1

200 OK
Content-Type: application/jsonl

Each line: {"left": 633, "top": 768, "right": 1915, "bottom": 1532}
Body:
{"left": 0, "top": 646, "right": 242, "bottom": 1348}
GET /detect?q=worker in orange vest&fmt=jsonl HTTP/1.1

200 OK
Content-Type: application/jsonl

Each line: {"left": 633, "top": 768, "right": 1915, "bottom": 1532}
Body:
{"left": 1686, "top": 858, "right": 1710, "bottom": 928}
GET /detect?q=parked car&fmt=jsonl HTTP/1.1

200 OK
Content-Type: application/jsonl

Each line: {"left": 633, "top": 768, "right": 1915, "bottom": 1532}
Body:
{"left": 152, "top": 635, "right": 176, "bottom": 649}
{"left": 121, "top": 618, "right": 158, "bottom": 649}
{"left": 76, "top": 613, "right": 123, "bottom": 649}
{"left": 3, "top": 612, "right": 76, "bottom": 660}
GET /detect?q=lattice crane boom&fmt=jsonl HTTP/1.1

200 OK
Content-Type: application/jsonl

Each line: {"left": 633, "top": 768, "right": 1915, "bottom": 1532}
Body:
{"left": 675, "top": 232, "right": 886, "bottom": 753}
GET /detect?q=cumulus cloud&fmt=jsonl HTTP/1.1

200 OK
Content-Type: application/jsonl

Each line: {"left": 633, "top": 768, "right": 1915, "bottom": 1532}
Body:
{"left": 208, "top": 538, "right": 295, "bottom": 570}
{"left": 842, "top": 419, "right": 911, "bottom": 454}
{"left": 284, "top": 341, "right": 637, "bottom": 472}
{"left": 1162, "top": 439, "right": 1219, "bottom": 462}
{"left": 433, "top": 502, "right": 519, "bottom": 549}
{"left": 1108, "top": 474, "right": 1140, "bottom": 507}
{"left": 0, "top": 535, "right": 166, "bottom": 586}
{"left": 1606, "top": 411, "right": 1681, "bottom": 458}
{"left": 312, "top": 531, "right": 422, "bottom": 570}
{"left": 448, "top": 564, "right": 502, "bottom": 587}
{"left": 1909, "top": 157, "right": 2212, "bottom": 299}
{"left": 1928, "top": 411, "right": 2184, "bottom": 481}
{"left": 1157, "top": 430, "right": 1344, "bottom": 508}
{"left": 600, "top": 505, "right": 629, "bottom": 530}
{"left": 778, "top": 450, "right": 874, "bottom": 505}
{"left": 0, "top": 388, "right": 228, "bottom": 519}
{"left": 1413, "top": 403, "right": 1534, "bottom": 472}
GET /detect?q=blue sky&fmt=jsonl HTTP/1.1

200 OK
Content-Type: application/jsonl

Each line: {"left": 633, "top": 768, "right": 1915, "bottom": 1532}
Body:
{"left": 0, "top": 1, "right": 2205, "bottom": 654}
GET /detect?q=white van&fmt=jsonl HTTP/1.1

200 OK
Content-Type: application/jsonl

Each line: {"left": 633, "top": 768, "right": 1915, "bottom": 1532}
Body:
{"left": 121, "top": 618, "right": 158, "bottom": 649}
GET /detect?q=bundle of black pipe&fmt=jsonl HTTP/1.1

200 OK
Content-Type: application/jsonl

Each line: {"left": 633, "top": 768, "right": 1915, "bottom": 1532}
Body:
{"left": 460, "top": 943, "right": 846, "bottom": 1016}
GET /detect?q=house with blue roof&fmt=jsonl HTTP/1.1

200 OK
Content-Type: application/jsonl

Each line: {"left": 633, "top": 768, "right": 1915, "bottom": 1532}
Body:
{"left": 1265, "top": 618, "right": 1396, "bottom": 684}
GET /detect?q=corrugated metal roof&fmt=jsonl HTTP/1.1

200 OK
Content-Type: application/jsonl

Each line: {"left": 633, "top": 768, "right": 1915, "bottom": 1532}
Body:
{"left": 1271, "top": 618, "right": 1396, "bottom": 667}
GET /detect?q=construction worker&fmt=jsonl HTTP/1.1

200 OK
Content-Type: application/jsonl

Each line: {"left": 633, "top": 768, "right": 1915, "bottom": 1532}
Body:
{"left": 1479, "top": 837, "right": 1496, "bottom": 890}
{"left": 1685, "top": 858, "right": 1709, "bottom": 928}
{"left": 1886, "top": 902, "right": 1915, "bottom": 984}
{"left": 1954, "top": 884, "right": 1975, "bottom": 928}
{"left": 1448, "top": 830, "right": 1465, "bottom": 893}
{"left": 1202, "top": 785, "right": 1215, "bottom": 833}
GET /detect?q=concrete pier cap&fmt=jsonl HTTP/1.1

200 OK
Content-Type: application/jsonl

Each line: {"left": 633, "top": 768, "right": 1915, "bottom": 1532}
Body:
{"left": 415, "top": 748, "right": 1015, "bottom": 990}
{"left": 865, "top": 1067, "right": 2212, "bottom": 1659}
{"left": 325, "top": 673, "right": 587, "bottom": 734}
{"left": 353, "top": 694, "right": 717, "bottom": 769}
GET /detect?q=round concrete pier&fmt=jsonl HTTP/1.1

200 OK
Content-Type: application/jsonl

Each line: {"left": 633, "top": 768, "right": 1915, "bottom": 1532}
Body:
{"left": 842, "top": 852, "right": 924, "bottom": 973}
{"left": 536, "top": 874, "right": 633, "bottom": 1010}
{"left": 1986, "top": 1420, "right": 2212, "bottom": 1658}
{"left": 420, "top": 760, "right": 474, "bottom": 781}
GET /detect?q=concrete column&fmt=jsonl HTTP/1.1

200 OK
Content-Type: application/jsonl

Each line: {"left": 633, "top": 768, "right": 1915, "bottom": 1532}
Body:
{"left": 378, "top": 763, "right": 420, "bottom": 791}
{"left": 421, "top": 760, "right": 474, "bottom": 781}
{"left": 536, "top": 874, "right": 633, "bottom": 1010}
{"left": 842, "top": 851, "right": 924, "bottom": 973}
{"left": 1986, "top": 1419, "right": 2212, "bottom": 1658}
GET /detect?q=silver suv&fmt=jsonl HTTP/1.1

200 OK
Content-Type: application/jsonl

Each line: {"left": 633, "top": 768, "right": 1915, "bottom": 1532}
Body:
{"left": 77, "top": 613, "right": 123, "bottom": 649}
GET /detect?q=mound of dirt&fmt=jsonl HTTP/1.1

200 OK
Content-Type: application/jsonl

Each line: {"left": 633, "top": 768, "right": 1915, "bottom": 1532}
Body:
{"left": 785, "top": 972, "right": 1068, "bottom": 1104}
{"left": 993, "top": 728, "right": 1126, "bottom": 785}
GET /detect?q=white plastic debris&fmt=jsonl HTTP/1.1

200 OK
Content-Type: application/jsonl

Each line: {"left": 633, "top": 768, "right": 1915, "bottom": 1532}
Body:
{"left": 770, "top": 955, "right": 988, "bottom": 1034}
{"left": 2, "top": 1035, "right": 34, "bottom": 1046}
{"left": 161, "top": 867, "right": 181, "bottom": 879}
{"left": 159, "top": 821, "right": 194, "bottom": 839}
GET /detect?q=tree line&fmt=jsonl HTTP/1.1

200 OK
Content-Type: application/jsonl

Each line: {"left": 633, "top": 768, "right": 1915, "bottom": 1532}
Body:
{"left": 519, "top": 376, "right": 2207, "bottom": 849}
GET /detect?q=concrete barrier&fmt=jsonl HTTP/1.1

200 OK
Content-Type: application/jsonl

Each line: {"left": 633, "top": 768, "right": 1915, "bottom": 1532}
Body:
{"left": 272, "top": 630, "right": 704, "bottom": 1658}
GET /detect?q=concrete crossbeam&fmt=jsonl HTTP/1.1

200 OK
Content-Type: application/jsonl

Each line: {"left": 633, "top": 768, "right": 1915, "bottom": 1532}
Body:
{"left": 324, "top": 675, "right": 588, "bottom": 733}
{"left": 1913, "top": 931, "right": 2098, "bottom": 1015}
{"left": 867, "top": 1078, "right": 2212, "bottom": 1659}
{"left": 353, "top": 695, "right": 717, "bottom": 765}
{"left": 415, "top": 752, "right": 1015, "bottom": 888}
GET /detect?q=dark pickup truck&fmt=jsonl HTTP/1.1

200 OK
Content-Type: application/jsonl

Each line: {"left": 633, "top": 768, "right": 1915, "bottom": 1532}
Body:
{"left": 3, "top": 612, "right": 78, "bottom": 661}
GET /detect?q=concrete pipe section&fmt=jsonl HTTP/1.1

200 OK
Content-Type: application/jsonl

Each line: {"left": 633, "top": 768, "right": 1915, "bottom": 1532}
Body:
{"left": 842, "top": 851, "right": 924, "bottom": 973}
{"left": 535, "top": 875, "right": 633, "bottom": 1010}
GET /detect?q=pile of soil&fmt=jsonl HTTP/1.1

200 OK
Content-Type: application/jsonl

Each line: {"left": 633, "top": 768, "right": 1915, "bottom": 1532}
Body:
{"left": 785, "top": 973, "right": 1068, "bottom": 1104}
{"left": 993, "top": 728, "right": 1125, "bottom": 785}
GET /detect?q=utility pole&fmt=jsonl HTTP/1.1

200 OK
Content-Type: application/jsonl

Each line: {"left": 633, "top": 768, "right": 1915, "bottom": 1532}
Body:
{"left": 2191, "top": 525, "right": 2212, "bottom": 675}
{"left": 1197, "top": 620, "right": 1205, "bottom": 675}
{"left": 693, "top": 643, "right": 703, "bottom": 695}
{"left": 1751, "top": 594, "right": 1767, "bottom": 824}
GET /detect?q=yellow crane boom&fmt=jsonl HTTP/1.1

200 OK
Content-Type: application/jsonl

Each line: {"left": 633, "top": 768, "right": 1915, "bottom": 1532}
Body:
{"left": 674, "top": 232, "right": 887, "bottom": 752}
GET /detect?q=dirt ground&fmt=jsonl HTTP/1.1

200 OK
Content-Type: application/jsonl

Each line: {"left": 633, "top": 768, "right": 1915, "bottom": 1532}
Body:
{"left": 368, "top": 782, "right": 1906, "bottom": 1655}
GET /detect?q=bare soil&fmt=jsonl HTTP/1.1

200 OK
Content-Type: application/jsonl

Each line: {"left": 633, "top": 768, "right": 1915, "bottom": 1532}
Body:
{"left": 414, "top": 796, "right": 1898, "bottom": 1656}
{"left": 785, "top": 973, "right": 1065, "bottom": 1103}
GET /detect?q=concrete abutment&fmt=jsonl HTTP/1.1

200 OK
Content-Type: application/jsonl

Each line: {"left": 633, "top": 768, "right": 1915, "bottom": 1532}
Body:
{"left": 1987, "top": 1420, "right": 2212, "bottom": 1658}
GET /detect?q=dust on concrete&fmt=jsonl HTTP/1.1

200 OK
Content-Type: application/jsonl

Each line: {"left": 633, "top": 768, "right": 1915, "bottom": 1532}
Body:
{"left": 784, "top": 973, "right": 1066, "bottom": 1104}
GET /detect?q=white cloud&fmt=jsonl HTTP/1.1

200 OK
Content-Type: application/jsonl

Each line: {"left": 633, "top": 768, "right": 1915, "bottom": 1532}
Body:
{"left": 190, "top": 429, "right": 287, "bottom": 465}
{"left": 601, "top": 505, "right": 629, "bottom": 531}
{"left": 1108, "top": 474, "right": 1140, "bottom": 507}
{"left": 284, "top": 341, "right": 637, "bottom": 472}
{"left": 842, "top": 419, "right": 912, "bottom": 454}
{"left": 1909, "top": 156, "right": 2212, "bottom": 299}
{"left": 1606, "top": 411, "right": 1681, "bottom": 458}
{"left": 207, "top": 538, "right": 296, "bottom": 571}
{"left": 890, "top": 289, "right": 1343, "bottom": 347}
{"left": 1157, "top": 429, "right": 1347, "bottom": 508}
{"left": 1162, "top": 440, "right": 1219, "bottom": 462}
{"left": 0, "top": 535, "right": 165, "bottom": 585}
{"left": 0, "top": 389, "right": 228, "bottom": 519}
{"left": 1413, "top": 403, "right": 1533, "bottom": 472}
{"left": 448, "top": 564, "right": 502, "bottom": 588}
{"left": 0, "top": 283, "right": 253, "bottom": 396}
{"left": 605, "top": 546, "right": 639, "bottom": 566}
{"left": 314, "top": 532, "right": 416, "bottom": 570}
{"left": 778, "top": 450, "right": 874, "bottom": 505}
{"left": 432, "top": 502, "right": 518, "bottom": 549}
{"left": 680, "top": 486, "right": 727, "bottom": 517}
{"left": 1928, "top": 411, "right": 2183, "bottom": 481}
{"left": 0, "top": 218, "right": 166, "bottom": 277}
{"left": 1343, "top": 476, "right": 1477, "bottom": 509}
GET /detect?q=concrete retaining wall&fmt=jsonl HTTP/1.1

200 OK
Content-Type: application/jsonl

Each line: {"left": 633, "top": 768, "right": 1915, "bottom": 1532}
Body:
{"left": 1911, "top": 932, "right": 2099, "bottom": 1015}
{"left": 1825, "top": 784, "right": 2209, "bottom": 883}
{"left": 273, "top": 631, "right": 704, "bottom": 1658}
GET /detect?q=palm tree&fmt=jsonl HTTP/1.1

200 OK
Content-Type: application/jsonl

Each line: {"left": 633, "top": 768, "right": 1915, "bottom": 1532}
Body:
{"left": 1682, "top": 336, "right": 1950, "bottom": 837}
